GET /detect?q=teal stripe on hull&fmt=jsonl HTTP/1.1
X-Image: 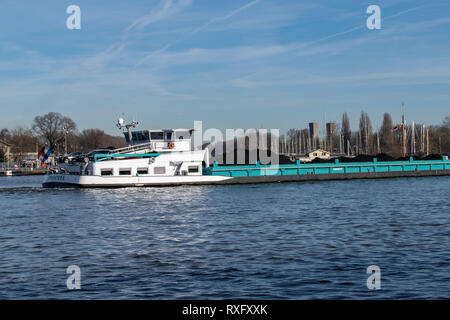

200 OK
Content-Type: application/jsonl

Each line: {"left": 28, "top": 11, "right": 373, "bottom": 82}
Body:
{"left": 203, "top": 157, "right": 450, "bottom": 178}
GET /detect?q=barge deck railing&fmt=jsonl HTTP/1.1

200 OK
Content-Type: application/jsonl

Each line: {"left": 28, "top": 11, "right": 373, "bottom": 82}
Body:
{"left": 203, "top": 156, "right": 450, "bottom": 177}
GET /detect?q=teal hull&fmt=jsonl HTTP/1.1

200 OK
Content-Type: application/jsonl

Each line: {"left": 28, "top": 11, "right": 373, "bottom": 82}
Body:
{"left": 204, "top": 156, "right": 450, "bottom": 178}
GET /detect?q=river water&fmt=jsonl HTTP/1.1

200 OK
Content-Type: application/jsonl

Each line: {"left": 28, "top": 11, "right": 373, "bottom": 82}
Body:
{"left": 0, "top": 175, "right": 449, "bottom": 299}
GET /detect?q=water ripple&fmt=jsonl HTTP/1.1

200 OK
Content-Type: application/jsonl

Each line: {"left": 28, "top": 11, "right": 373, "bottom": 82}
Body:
{"left": 0, "top": 175, "right": 449, "bottom": 299}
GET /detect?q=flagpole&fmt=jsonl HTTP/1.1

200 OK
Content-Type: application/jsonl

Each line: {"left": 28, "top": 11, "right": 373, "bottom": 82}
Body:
{"left": 402, "top": 103, "right": 406, "bottom": 157}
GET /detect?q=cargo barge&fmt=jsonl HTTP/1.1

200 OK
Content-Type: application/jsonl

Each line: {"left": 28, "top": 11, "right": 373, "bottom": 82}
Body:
{"left": 42, "top": 122, "right": 450, "bottom": 188}
{"left": 202, "top": 157, "right": 450, "bottom": 185}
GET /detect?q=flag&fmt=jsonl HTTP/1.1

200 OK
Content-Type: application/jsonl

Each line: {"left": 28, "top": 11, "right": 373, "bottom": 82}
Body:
{"left": 44, "top": 148, "right": 53, "bottom": 162}
{"left": 392, "top": 125, "right": 403, "bottom": 131}
{"left": 37, "top": 146, "right": 45, "bottom": 160}
{"left": 37, "top": 146, "right": 53, "bottom": 162}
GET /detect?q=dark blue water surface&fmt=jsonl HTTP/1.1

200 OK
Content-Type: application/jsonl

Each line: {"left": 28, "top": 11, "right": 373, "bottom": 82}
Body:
{"left": 0, "top": 175, "right": 449, "bottom": 299}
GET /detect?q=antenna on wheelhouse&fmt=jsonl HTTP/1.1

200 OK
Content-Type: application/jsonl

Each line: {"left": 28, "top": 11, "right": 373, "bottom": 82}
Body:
{"left": 117, "top": 117, "right": 139, "bottom": 146}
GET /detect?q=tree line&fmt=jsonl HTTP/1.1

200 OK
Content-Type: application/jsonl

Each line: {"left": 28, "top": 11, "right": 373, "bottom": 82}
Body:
{"left": 0, "top": 112, "right": 126, "bottom": 162}
{"left": 280, "top": 112, "right": 450, "bottom": 157}
{"left": 1, "top": 111, "right": 449, "bottom": 162}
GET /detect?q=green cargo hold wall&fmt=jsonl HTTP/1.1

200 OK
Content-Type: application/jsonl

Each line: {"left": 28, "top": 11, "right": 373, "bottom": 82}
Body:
{"left": 204, "top": 157, "right": 450, "bottom": 178}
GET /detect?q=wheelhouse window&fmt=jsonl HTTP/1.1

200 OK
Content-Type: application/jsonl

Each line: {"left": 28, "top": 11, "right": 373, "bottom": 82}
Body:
{"left": 137, "top": 168, "right": 148, "bottom": 175}
{"left": 176, "top": 131, "right": 190, "bottom": 140}
{"left": 101, "top": 169, "right": 114, "bottom": 176}
{"left": 119, "top": 168, "right": 132, "bottom": 176}
{"left": 165, "top": 132, "right": 173, "bottom": 141}
{"left": 132, "top": 131, "right": 149, "bottom": 143}
{"left": 154, "top": 166, "right": 166, "bottom": 174}
{"left": 150, "top": 131, "right": 164, "bottom": 140}
{"left": 188, "top": 166, "right": 199, "bottom": 173}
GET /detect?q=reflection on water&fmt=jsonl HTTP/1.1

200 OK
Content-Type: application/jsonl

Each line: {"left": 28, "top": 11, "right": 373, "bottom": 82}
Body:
{"left": 0, "top": 175, "right": 449, "bottom": 299}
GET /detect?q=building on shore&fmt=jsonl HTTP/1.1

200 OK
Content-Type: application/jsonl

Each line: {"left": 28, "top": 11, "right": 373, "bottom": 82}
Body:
{"left": 296, "top": 148, "right": 331, "bottom": 162}
{"left": 309, "top": 122, "right": 318, "bottom": 149}
{"left": 0, "top": 140, "right": 12, "bottom": 162}
{"left": 9, "top": 152, "right": 39, "bottom": 166}
{"left": 326, "top": 122, "right": 335, "bottom": 152}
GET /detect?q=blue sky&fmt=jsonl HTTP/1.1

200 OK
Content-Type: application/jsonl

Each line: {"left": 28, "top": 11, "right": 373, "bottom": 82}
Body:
{"left": 0, "top": 0, "right": 449, "bottom": 135}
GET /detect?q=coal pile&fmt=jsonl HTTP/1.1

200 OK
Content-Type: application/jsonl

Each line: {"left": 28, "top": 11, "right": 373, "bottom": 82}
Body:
{"left": 302, "top": 153, "right": 445, "bottom": 164}
{"left": 420, "top": 154, "right": 444, "bottom": 160}
{"left": 309, "top": 157, "right": 334, "bottom": 163}
{"left": 375, "top": 153, "right": 395, "bottom": 161}
{"left": 279, "top": 154, "right": 296, "bottom": 164}
{"left": 212, "top": 145, "right": 446, "bottom": 166}
{"left": 216, "top": 149, "right": 295, "bottom": 166}
{"left": 334, "top": 154, "right": 374, "bottom": 163}
{"left": 395, "top": 155, "right": 429, "bottom": 161}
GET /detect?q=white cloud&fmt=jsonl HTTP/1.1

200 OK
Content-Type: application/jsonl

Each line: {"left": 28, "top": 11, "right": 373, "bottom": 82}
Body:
{"left": 231, "top": 65, "right": 450, "bottom": 89}
{"left": 81, "top": 44, "right": 126, "bottom": 70}
{"left": 138, "top": 44, "right": 295, "bottom": 68}
{"left": 193, "top": 0, "right": 261, "bottom": 33}
{"left": 126, "top": 0, "right": 193, "bottom": 32}
{"left": 136, "top": 0, "right": 263, "bottom": 66}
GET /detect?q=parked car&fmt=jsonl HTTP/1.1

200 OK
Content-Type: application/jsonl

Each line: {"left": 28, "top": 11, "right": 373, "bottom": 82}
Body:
{"left": 58, "top": 152, "right": 82, "bottom": 163}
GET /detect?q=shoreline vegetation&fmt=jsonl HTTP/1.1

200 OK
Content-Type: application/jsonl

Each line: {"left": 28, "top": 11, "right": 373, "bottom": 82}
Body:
{"left": 0, "top": 112, "right": 449, "bottom": 165}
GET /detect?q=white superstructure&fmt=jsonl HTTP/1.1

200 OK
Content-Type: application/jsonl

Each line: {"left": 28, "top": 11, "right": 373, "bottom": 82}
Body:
{"left": 43, "top": 127, "right": 231, "bottom": 187}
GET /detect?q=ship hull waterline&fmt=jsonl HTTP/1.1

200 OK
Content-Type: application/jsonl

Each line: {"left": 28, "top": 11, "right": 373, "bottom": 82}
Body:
{"left": 42, "top": 169, "right": 450, "bottom": 188}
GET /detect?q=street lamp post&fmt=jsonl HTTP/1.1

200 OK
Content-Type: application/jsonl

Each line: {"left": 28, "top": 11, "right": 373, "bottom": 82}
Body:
{"left": 63, "top": 126, "right": 68, "bottom": 155}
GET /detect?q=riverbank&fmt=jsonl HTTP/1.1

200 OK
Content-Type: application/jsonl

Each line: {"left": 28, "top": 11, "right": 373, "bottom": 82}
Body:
{"left": 0, "top": 169, "right": 46, "bottom": 176}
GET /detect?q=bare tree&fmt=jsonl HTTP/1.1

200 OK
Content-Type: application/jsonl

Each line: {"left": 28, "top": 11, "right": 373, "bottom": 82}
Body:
{"left": 32, "top": 112, "right": 76, "bottom": 150}
{"left": 359, "top": 111, "right": 373, "bottom": 154}
{"left": 78, "top": 129, "right": 127, "bottom": 152}
{"left": 379, "top": 113, "right": 396, "bottom": 155}
{"left": 341, "top": 112, "right": 351, "bottom": 155}
{"left": 10, "top": 127, "right": 37, "bottom": 151}
{"left": 330, "top": 123, "right": 341, "bottom": 153}
{"left": 78, "top": 129, "right": 106, "bottom": 151}
{"left": 286, "top": 128, "right": 305, "bottom": 154}
{"left": 441, "top": 116, "right": 450, "bottom": 154}
{"left": 443, "top": 115, "right": 450, "bottom": 129}
{"left": 9, "top": 127, "right": 39, "bottom": 161}
{"left": 0, "top": 128, "right": 11, "bottom": 142}
{"left": 429, "top": 115, "right": 450, "bottom": 155}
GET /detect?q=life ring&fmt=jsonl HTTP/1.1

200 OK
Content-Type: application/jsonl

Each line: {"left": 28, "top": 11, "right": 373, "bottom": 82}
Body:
{"left": 168, "top": 142, "right": 175, "bottom": 149}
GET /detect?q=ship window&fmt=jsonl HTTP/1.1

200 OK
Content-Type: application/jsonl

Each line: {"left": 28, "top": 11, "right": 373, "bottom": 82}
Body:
{"left": 176, "top": 131, "right": 190, "bottom": 139}
{"left": 137, "top": 168, "right": 148, "bottom": 175}
{"left": 101, "top": 169, "right": 113, "bottom": 176}
{"left": 141, "top": 132, "right": 149, "bottom": 141}
{"left": 166, "top": 132, "right": 173, "bottom": 141}
{"left": 188, "top": 166, "right": 199, "bottom": 173}
{"left": 150, "top": 131, "right": 164, "bottom": 140}
{"left": 131, "top": 131, "right": 149, "bottom": 142}
{"left": 119, "top": 168, "right": 131, "bottom": 175}
{"left": 154, "top": 166, "right": 166, "bottom": 174}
